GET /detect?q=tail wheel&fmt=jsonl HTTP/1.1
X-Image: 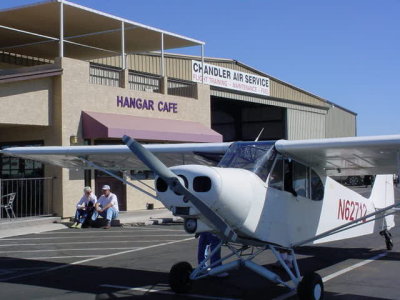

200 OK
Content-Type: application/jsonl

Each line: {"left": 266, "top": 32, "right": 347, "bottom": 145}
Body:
{"left": 380, "top": 230, "right": 394, "bottom": 250}
{"left": 297, "top": 272, "right": 324, "bottom": 300}
{"left": 386, "top": 238, "right": 394, "bottom": 250}
{"left": 169, "top": 261, "right": 193, "bottom": 293}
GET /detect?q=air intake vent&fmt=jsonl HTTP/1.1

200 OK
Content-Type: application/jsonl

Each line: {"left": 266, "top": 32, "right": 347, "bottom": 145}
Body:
{"left": 193, "top": 176, "right": 212, "bottom": 192}
{"left": 156, "top": 177, "right": 168, "bottom": 192}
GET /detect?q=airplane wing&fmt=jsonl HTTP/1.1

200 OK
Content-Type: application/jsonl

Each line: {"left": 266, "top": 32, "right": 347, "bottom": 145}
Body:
{"left": 275, "top": 134, "right": 400, "bottom": 176}
{"left": 0, "top": 143, "right": 232, "bottom": 171}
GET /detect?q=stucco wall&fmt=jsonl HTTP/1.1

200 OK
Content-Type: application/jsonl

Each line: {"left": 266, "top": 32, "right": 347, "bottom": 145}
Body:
{"left": 59, "top": 57, "right": 212, "bottom": 216}
{"left": 0, "top": 78, "right": 51, "bottom": 126}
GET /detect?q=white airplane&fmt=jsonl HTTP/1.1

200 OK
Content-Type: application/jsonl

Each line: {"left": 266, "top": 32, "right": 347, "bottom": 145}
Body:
{"left": 2, "top": 134, "right": 400, "bottom": 300}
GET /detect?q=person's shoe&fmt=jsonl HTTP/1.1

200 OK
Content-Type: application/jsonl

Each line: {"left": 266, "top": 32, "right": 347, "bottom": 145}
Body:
{"left": 70, "top": 222, "right": 78, "bottom": 228}
{"left": 76, "top": 223, "right": 82, "bottom": 229}
{"left": 103, "top": 221, "right": 111, "bottom": 229}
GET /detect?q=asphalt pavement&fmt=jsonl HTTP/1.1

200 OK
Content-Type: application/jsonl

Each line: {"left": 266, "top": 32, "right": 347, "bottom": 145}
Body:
{"left": 0, "top": 187, "right": 399, "bottom": 299}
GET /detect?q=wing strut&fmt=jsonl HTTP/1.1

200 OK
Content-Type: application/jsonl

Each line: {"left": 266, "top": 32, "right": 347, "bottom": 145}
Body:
{"left": 79, "top": 157, "right": 137, "bottom": 189}
{"left": 292, "top": 202, "right": 400, "bottom": 247}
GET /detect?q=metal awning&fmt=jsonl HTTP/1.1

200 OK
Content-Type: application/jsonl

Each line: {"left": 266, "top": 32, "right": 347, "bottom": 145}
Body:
{"left": 0, "top": 0, "right": 204, "bottom": 61}
{"left": 82, "top": 111, "right": 223, "bottom": 143}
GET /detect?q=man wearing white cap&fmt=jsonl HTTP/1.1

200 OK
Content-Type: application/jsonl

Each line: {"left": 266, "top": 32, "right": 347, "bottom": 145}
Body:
{"left": 91, "top": 184, "right": 119, "bottom": 229}
{"left": 70, "top": 186, "right": 97, "bottom": 229}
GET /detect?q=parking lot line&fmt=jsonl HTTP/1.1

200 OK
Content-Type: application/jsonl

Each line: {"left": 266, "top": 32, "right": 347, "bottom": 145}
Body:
{"left": 0, "top": 234, "right": 191, "bottom": 240}
{"left": 0, "top": 240, "right": 182, "bottom": 247}
{"left": 0, "top": 237, "right": 194, "bottom": 282}
{"left": 273, "top": 252, "right": 388, "bottom": 300}
{"left": 100, "top": 284, "right": 240, "bottom": 300}
{"left": 322, "top": 252, "right": 387, "bottom": 282}
{"left": 35, "top": 228, "right": 186, "bottom": 234}
{"left": 1, "top": 255, "right": 100, "bottom": 260}
{"left": 0, "top": 247, "right": 139, "bottom": 254}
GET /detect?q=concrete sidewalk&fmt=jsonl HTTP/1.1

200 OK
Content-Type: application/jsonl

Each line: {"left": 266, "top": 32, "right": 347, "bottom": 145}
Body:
{"left": 0, "top": 208, "right": 182, "bottom": 239}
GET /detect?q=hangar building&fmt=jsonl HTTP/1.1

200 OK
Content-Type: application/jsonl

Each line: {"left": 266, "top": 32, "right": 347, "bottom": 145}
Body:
{"left": 0, "top": 1, "right": 356, "bottom": 218}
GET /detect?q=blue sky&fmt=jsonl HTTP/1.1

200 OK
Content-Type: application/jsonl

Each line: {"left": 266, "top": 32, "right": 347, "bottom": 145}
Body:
{"left": 1, "top": 0, "right": 399, "bottom": 136}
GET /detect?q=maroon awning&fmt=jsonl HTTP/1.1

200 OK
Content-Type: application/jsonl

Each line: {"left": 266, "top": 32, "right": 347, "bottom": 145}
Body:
{"left": 82, "top": 111, "right": 222, "bottom": 143}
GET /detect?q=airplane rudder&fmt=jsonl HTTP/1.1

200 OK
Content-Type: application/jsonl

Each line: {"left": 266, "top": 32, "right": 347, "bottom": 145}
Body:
{"left": 369, "top": 174, "right": 394, "bottom": 209}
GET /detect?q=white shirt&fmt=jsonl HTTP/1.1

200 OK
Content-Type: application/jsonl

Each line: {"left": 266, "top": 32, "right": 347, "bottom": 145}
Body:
{"left": 76, "top": 193, "right": 97, "bottom": 209}
{"left": 97, "top": 192, "right": 119, "bottom": 212}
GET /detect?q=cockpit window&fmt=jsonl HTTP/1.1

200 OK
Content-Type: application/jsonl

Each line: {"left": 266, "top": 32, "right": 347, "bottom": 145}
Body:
{"left": 218, "top": 141, "right": 276, "bottom": 181}
{"left": 268, "top": 155, "right": 325, "bottom": 201}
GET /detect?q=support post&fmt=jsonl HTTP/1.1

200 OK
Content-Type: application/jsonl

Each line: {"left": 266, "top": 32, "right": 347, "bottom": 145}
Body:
{"left": 161, "top": 33, "right": 165, "bottom": 77}
{"left": 59, "top": 0, "right": 64, "bottom": 57}
{"left": 201, "top": 44, "right": 204, "bottom": 84}
{"left": 121, "top": 21, "right": 126, "bottom": 70}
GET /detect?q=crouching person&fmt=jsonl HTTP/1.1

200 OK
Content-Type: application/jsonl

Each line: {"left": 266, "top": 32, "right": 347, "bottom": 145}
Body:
{"left": 71, "top": 186, "right": 97, "bottom": 229}
{"left": 91, "top": 185, "right": 119, "bottom": 229}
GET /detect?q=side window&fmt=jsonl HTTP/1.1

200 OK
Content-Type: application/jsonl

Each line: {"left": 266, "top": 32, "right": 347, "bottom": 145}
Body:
{"left": 270, "top": 157, "right": 325, "bottom": 201}
{"left": 268, "top": 156, "right": 283, "bottom": 190}
{"left": 310, "top": 169, "right": 324, "bottom": 201}
{"left": 293, "top": 161, "right": 308, "bottom": 197}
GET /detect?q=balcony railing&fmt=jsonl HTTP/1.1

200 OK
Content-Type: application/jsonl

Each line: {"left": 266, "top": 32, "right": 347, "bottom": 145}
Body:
{"left": 167, "top": 78, "right": 197, "bottom": 98}
{"left": 0, "top": 177, "right": 54, "bottom": 218}
{"left": 0, "top": 50, "right": 52, "bottom": 67}
{"left": 129, "top": 71, "right": 161, "bottom": 93}
{"left": 89, "top": 63, "right": 121, "bottom": 87}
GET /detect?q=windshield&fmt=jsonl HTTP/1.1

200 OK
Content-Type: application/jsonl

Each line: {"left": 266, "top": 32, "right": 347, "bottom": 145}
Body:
{"left": 218, "top": 141, "right": 276, "bottom": 181}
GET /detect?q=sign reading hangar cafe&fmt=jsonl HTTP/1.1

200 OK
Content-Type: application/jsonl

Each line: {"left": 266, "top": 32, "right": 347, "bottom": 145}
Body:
{"left": 192, "top": 60, "right": 270, "bottom": 96}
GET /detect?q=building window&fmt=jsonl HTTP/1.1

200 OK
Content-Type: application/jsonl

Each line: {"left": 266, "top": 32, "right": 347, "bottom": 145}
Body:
{"left": 0, "top": 141, "right": 44, "bottom": 179}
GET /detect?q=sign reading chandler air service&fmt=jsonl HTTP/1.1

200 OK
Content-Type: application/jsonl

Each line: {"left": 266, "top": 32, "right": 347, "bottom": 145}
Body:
{"left": 192, "top": 61, "right": 270, "bottom": 96}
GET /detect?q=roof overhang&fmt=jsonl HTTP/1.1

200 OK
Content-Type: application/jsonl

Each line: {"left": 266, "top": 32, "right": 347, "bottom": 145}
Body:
{"left": 82, "top": 111, "right": 223, "bottom": 143}
{"left": 0, "top": 0, "right": 204, "bottom": 60}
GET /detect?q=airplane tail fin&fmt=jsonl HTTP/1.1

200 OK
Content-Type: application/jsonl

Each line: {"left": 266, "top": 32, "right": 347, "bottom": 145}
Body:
{"left": 369, "top": 174, "right": 395, "bottom": 229}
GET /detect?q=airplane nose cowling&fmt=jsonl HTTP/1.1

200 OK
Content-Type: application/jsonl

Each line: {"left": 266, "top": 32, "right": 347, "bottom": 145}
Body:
{"left": 155, "top": 165, "right": 220, "bottom": 210}
{"left": 155, "top": 165, "right": 263, "bottom": 231}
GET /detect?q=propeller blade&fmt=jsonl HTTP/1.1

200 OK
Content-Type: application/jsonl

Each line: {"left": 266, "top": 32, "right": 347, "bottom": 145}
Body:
{"left": 122, "top": 135, "right": 176, "bottom": 180}
{"left": 122, "top": 135, "right": 238, "bottom": 241}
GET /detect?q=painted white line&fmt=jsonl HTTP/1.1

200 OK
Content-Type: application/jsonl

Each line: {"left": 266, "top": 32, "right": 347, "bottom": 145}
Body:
{"left": 0, "top": 247, "right": 139, "bottom": 254}
{"left": 273, "top": 252, "right": 388, "bottom": 300}
{"left": 322, "top": 252, "right": 387, "bottom": 282}
{"left": 0, "top": 237, "right": 194, "bottom": 282}
{"left": 0, "top": 234, "right": 191, "bottom": 240}
{"left": 101, "top": 284, "right": 240, "bottom": 300}
{"left": 1, "top": 255, "right": 101, "bottom": 260}
{"left": 0, "top": 240, "right": 181, "bottom": 247}
{"left": 36, "top": 228, "right": 185, "bottom": 234}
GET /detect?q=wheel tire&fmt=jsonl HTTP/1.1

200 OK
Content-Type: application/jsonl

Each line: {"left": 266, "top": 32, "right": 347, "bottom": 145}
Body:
{"left": 297, "top": 272, "right": 324, "bottom": 300}
{"left": 169, "top": 261, "right": 193, "bottom": 293}
{"left": 348, "top": 176, "right": 360, "bottom": 186}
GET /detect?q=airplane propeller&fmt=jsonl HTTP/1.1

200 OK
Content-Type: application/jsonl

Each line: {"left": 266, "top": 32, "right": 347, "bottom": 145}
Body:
{"left": 122, "top": 135, "right": 238, "bottom": 242}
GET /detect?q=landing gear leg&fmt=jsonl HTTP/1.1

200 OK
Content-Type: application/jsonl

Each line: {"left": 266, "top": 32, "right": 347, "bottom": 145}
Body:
{"left": 380, "top": 229, "right": 393, "bottom": 250}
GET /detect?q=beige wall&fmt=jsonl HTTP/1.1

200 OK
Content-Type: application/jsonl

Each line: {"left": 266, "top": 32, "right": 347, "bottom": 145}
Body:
{"left": 0, "top": 78, "right": 52, "bottom": 126}
{"left": 58, "top": 57, "right": 212, "bottom": 217}
{"left": 286, "top": 108, "right": 326, "bottom": 140}
{"left": 0, "top": 69, "right": 64, "bottom": 216}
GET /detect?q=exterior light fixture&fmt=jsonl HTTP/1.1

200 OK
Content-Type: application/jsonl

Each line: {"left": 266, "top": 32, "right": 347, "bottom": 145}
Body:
{"left": 69, "top": 135, "right": 78, "bottom": 145}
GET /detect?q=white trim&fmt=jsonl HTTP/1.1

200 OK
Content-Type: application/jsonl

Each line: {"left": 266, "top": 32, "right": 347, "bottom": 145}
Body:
{"left": 58, "top": 0, "right": 204, "bottom": 46}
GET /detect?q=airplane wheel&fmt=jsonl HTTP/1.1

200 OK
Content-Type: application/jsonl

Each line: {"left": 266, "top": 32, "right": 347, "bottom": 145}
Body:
{"left": 169, "top": 261, "right": 193, "bottom": 293}
{"left": 297, "top": 272, "right": 324, "bottom": 300}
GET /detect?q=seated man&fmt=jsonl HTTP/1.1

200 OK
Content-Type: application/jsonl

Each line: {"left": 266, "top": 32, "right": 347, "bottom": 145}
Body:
{"left": 91, "top": 185, "right": 119, "bottom": 229}
{"left": 70, "top": 186, "right": 97, "bottom": 229}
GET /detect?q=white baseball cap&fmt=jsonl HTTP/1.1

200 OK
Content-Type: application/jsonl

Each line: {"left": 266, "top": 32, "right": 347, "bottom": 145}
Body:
{"left": 102, "top": 185, "right": 111, "bottom": 190}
